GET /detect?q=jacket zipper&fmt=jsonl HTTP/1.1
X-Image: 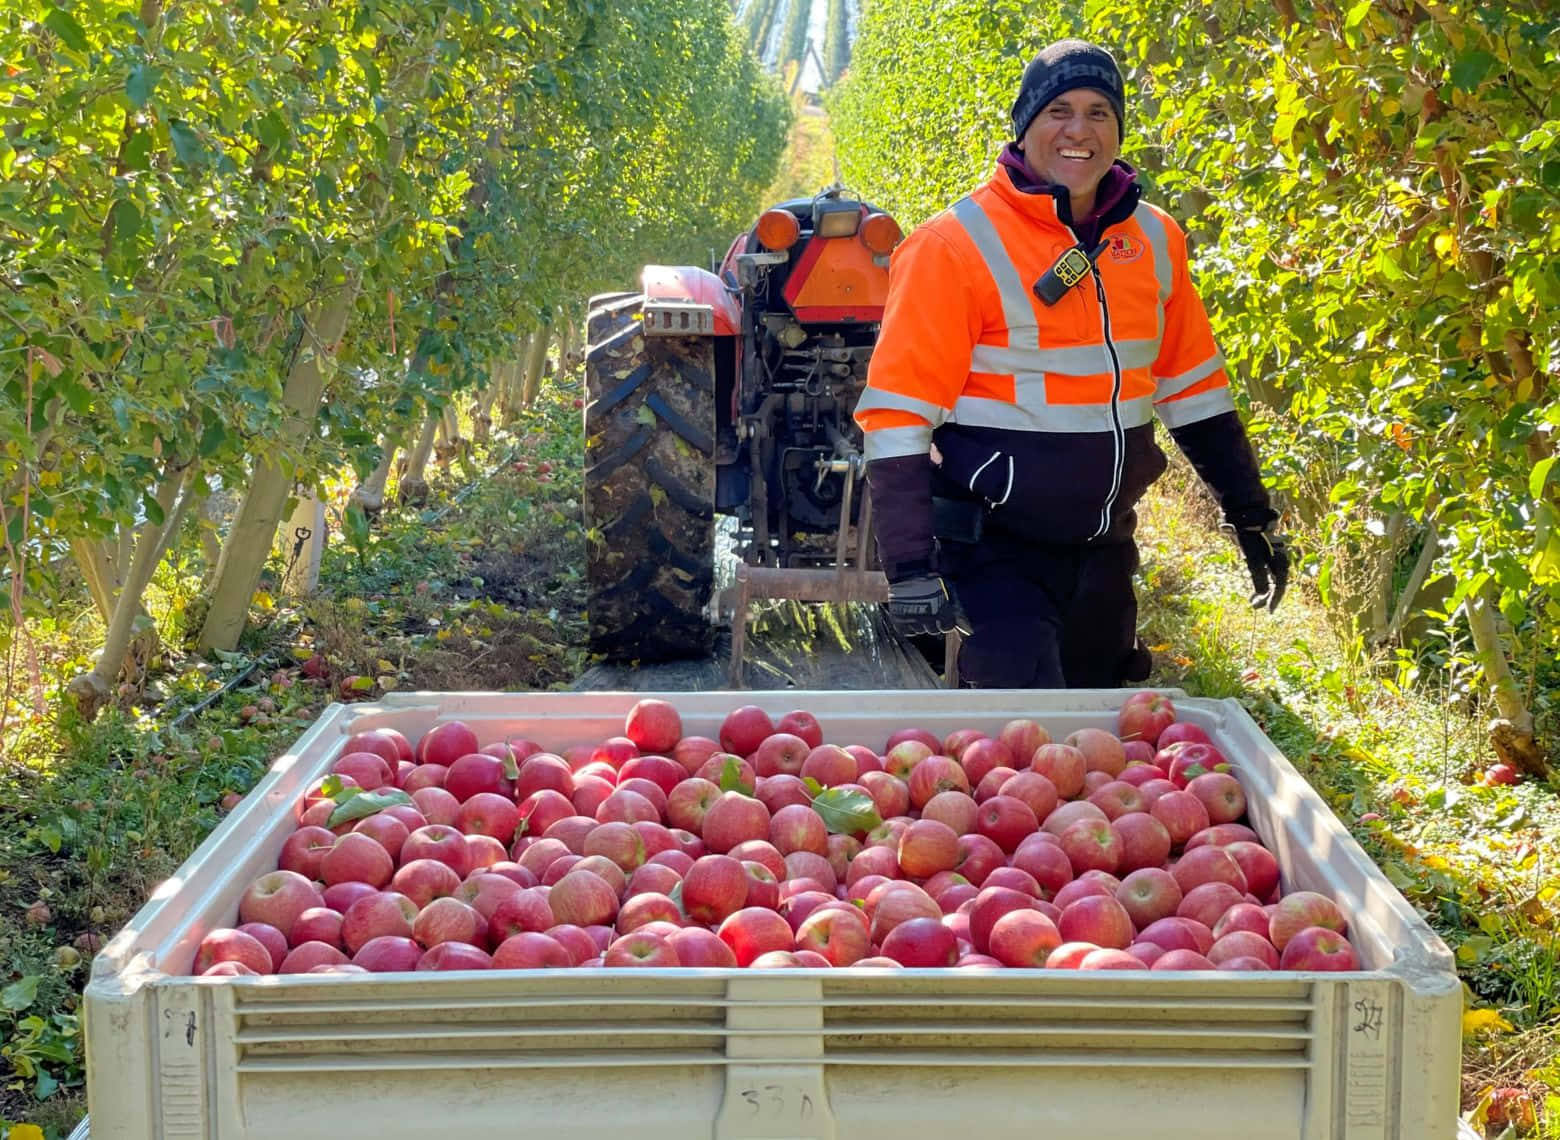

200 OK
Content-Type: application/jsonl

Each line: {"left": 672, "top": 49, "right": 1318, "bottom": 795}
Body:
{"left": 1072, "top": 226, "right": 1126, "bottom": 541}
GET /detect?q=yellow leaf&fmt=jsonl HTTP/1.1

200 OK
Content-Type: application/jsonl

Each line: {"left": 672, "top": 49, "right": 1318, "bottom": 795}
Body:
{"left": 9, "top": 1126, "right": 46, "bottom": 1140}
{"left": 1433, "top": 230, "right": 1459, "bottom": 259}
{"left": 1461, "top": 1008, "right": 1514, "bottom": 1037}
{"left": 376, "top": 659, "right": 395, "bottom": 672}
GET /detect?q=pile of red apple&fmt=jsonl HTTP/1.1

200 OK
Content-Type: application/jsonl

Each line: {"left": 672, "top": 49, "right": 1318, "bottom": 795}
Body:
{"left": 192, "top": 693, "right": 1362, "bottom": 976}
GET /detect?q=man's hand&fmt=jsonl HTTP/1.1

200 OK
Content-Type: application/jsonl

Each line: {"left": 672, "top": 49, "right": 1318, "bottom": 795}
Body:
{"left": 886, "top": 573, "right": 972, "bottom": 637}
{"left": 1229, "top": 523, "right": 1289, "bottom": 612}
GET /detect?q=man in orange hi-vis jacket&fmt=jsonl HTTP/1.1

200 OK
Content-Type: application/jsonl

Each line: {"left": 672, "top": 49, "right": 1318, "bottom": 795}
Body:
{"left": 854, "top": 39, "right": 1288, "bottom": 688}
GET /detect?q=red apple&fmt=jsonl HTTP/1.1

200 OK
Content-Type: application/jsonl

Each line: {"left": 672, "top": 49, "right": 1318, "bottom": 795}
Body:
{"left": 487, "top": 887, "right": 556, "bottom": 942}
{"left": 1185, "top": 771, "right": 1247, "bottom": 826}
{"left": 968, "top": 886, "right": 1036, "bottom": 955}
{"left": 952, "top": 832, "right": 1006, "bottom": 887}
{"left": 776, "top": 709, "right": 824, "bottom": 749}
{"left": 665, "top": 778, "right": 721, "bottom": 833}
{"left": 1010, "top": 834, "right": 1073, "bottom": 898}
{"left": 353, "top": 813, "right": 411, "bottom": 861}
{"left": 1080, "top": 948, "right": 1146, "bottom": 970}
{"left": 921, "top": 791, "right": 978, "bottom": 835}
{"left": 956, "top": 737, "right": 1016, "bottom": 789}
{"left": 1223, "top": 841, "right": 1280, "bottom": 899}
{"left": 868, "top": 883, "right": 941, "bottom": 944}
{"left": 618, "top": 754, "right": 684, "bottom": 798}
{"left": 591, "top": 736, "right": 640, "bottom": 771}
{"left": 769, "top": 803, "right": 828, "bottom": 856}
{"left": 278, "top": 825, "right": 338, "bottom": 880}
{"left": 754, "top": 774, "right": 813, "bottom": 815}
{"left": 410, "top": 786, "right": 461, "bottom": 827}
{"left": 491, "top": 932, "right": 571, "bottom": 969}
{"left": 1170, "top": 845, "right": 1247, "bottom": 896}
{"left": 882, "top": 739, "right": 933, "bottom": 781}
{"left": 1267, "top": 890, "right": 1347, "bottom": 951}
{"left": 238, "top": 870, "right": 324, "bottom": 934}
{"left": 541, "top": 815, "right": 598, "bottom": 855}
{"left": 1112, "top": 812, "right": 1173, "bottom": 873}
{"left": 341, "top": 891, "right": 418, "bottom": 954}
{"left": 666, "top": 926, "right": 739, "bottom": 967}
{"left": 795, "top": 907, "right": 871, "bottom": 966}
{"left": 671, "top": 735, "right": 721, "bottom": 777}
{"left": 858, "top": 770, "right": 911, "bottom": 819}
{"left": 1137, "top": 916, "right": 1215, "bottom": 955}
{"left": 701, "top": 792, "right": 771, "bottom": 854}
{"left": 412, "top": 897, "right": 486, "bottom": 948}
{"left": 1058, "top": 894, "right": 1134, "bottom": 949}
{"left": 1183, "top": 823, "right": 1262, "bottom": 851}
{"left": 1058, "top": 817, "right": 1121, "bottom": 876}
{"left": 997, "top": 772, "right": 1058, "bottom": 823}
{"left": 1064, "top": 728, "right": 1126, "bottom": 777}
{"left": 974, "top": 795, "right": 1039, "bottom": 853}
{"left": 1177, "top": 881, "right": 1246, "bottom": 930}
{"left": 1087, "top": 780, "right": 1147, "bottom": 821}
{"left": 907, "top": 754, "right": 970, "bottom": 810}
{"left": 444, "top": 751, "right": 513, "bottom": 802}
{"left": 573, "top": 855, "right": 628, "bottom": 896}
{"left": 720, "top": 706, "right": 776, "bottom": 757}
{"left": 345, "top": 727, "right": 414, "bottom": 767}
{"left": 1158, "top": 741, "right": 1231, "bottom": 788}
{"left": 235, "top": 922, "right": 289, "bottom": 972}
{"left": 682, "top": 854, "right": 750, "bottom": 924}
{"left": 1116, "top": 691, "right": 1177, "bottom": 746}
{"left": 278, "top": 941, "right": 350, "bottom": 973}
{"left": 1278, "top": 926, "right": 1360, "bottom": 971}
{"left": 514, "top": 754, "right": 574, "bottom": 802}
{"left": 401, "top": 764, "right": 448, "bottom": 795}
{"left": 390, "top": 858, "right": 462, "bottom": 913}
{"left": 1151, "top": 949, "right": 1217, "bottom": 971}
{"left": 547, "top": 869, "right": 620, "bottom": 928}
{"left": 1209, "top": 931, "right": 1280, "bottom": 969}
{"left": 880, "top": 916, "right": 957, "bottom": 967}
{"left": 897, "top": 818, "right": 960, "bottom": 878}
{"left": 288, "top": 907, "right": 344, "bottom": 949}
{"left": 729, "top": 839, "right": 787, "bottom": 881}
{"left": 1214, "top": 902, "right": 1272, "bottom": 941}
{"left": 1150, "top": 790, "right": 1210, "bottom": 848}
{"left": 1156, "top": 722, "right": 1212, "bottom": 749}
{"left": 717, "top": 907, "right": 795, "bottom": 966}
{"left": 616, "top": 893, "right": 683, "bottom": 933}
{"left": 624, "top": 699, "right": 682, "bottom": 754}
{"left": 332, "top": 751, "right": 394, "bottom": 793}
{"left": 195, "top": 928, "right": 274, "bottom": 975}
{"left": 456, "top": 792, "right": 521, "bottom": 845}
{"left": 583, "top": 821, "right": 647, "bottom": 872}
{"left": 400, "top": 825, "right": 472, "bottom": 878}
{"left": 1044, "top": 942, "right": 1097, "bottom": 970}
{"left": 594, "top": 788, "right": 659, "bottom": 825}
{"left": 416, "top": 721, "right": 481, "bottom": 768}
{"left": 799, "top": 744, "right": 855, "bottom": 788}
{"left": 1115, "top": 867, "right": 1183, "bottom": 930}
{"left": 988, "top": 909, "right": 1063, "bottom": 968}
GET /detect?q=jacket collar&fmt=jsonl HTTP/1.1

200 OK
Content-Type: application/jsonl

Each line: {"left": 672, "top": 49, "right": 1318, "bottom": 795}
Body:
{"left": 993, "top": 143, "right": 1141, "bottom": 239}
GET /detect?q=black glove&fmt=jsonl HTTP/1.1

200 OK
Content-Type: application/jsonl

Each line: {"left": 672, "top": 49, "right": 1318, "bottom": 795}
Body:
{"left": 886, "top": 573, "right": 972, "bottom": 637}
{"left": 1227, "top": 522, "right": 1290, "bottom": 612}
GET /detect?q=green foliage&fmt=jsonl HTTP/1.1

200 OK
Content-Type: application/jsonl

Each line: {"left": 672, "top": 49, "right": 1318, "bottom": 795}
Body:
{"left": 0, "top": 0, "right": 787, "bottom": 709}
{"left": 834, "top": 0, "right": 1560, "bottom": 717}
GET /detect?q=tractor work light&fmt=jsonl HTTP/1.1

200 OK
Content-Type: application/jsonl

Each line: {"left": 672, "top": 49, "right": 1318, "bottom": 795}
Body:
{"left": 813, "top": 197, "right": 861, "bottom": 238}
{"left": 756, "top": 209, "right": 801, "bottom": 251}
{"left": 861, "top": 212, "right": 902, "bottom": 255}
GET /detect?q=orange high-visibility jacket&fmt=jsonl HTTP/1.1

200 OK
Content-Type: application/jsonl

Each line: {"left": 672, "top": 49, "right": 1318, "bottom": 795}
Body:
{"left": 855, "top": 162, "right": 1273, "bottom": 579}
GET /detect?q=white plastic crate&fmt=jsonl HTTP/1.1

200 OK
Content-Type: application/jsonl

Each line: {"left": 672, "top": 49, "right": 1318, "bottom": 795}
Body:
{"left": 82, "top": 690, "right": 1462, "bottom": 1140}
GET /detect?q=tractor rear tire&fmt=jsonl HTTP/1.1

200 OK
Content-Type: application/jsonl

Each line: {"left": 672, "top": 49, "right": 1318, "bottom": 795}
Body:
{"left": 583, "top": 296, "right": 717, "bottom": 661}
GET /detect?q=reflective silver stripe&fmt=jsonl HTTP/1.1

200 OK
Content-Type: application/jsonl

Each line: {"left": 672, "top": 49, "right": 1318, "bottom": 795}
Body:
{"left": 971, "top": 338, "right": 1159, "bottom": 377}
{"left": 1134, "top": 205, "right": 1174, "bottom": 311}
{"left": 996, "top": 455, "right": 1014, "bottom": 505}
{"left": 950, "top": 197, "right": 1038, "bottom": 353}
{"left": 951, "top": 393, "right": 1156, "bottom": 433}
{"left": 1154, "top": 353, "right": 1226, "bottom": 400}
{"left": 862, "top": 424, "right": 933, "bottom": 461}
{"left": 1155, "top": 385, "right": 1236, "bottom": 428}
{"left": 854, "top": 385, "right": 949, "bottom": 427}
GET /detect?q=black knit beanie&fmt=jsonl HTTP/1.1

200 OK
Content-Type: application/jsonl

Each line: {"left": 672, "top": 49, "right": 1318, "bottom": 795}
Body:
{"left": 1010, "top": 40, "right": 1126, "bottom": 142}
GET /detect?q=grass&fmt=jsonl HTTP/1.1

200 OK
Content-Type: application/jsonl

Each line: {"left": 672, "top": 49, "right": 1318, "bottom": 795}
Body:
{"left": 0, "top": 370, "right": 1555, "bottom": 1138}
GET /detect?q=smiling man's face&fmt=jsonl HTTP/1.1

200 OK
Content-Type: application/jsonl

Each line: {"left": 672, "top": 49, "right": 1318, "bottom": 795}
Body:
{"left": 1019, "top": 88, "right": 1121, "bottom": 219}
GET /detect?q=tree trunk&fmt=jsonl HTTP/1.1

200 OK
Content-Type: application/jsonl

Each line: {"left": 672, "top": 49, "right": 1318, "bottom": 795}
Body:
{"left": 350, "top": 437, "right": 400, "bottom": 514}
{"left": 520, "top": 323, "right": 552, "bottom": 407}
{"left": 498, "top": 337, "right": 530, "bottom": 423}
{"left": 471, "top": 362, "right": 501, "bottom": 443}
{"left": 69, "top": 537, "right": 119, "bottom": 624}
{"left": 1365, "top": 511, "right": 1405, "bottom": 643}
{"left": 1463, "top": 584, "right": 1548, "bottom": 778}
{"left": 68, "top": 466, "right": 190, "bottom": 716}
{"left": 1387, "top": 519, "right": 1438, "bottom": 642}
{"left": 197, "top": 288, "right": 359, "bottom": 651}
{"left": 195, "top": 28, "right": 437, "bottom": 652}
{"left": 399, "top": 412, "right": 440, "bottom": 504}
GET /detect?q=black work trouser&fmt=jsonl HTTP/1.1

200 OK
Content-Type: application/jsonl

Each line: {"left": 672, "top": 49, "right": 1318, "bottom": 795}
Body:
{"left": 939, "top": 527, "right": 1149, "bottom": 689}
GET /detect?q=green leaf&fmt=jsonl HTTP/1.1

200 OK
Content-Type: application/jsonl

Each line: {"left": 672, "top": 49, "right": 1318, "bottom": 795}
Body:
{"left": 35, "top": 1067, "right": 59, "bottom": 1099}
{"left": 1450, "top": 52, "right": 1497, "bottom": 92}
{"left": 718, "top": 756, "right": 753, "bottom": 795}
{"left": 1343, "top": 0, "right": 1372, "bottom": 27}
{"left": 109, "top": 199, "right": 141, "bottom": 249}
{"left": 44, "top": 7, "right": 90, "bottom": 53}
{"left": 126, "top": 64, "right": 158, "bottom": 108}
{"left": 319, "top": 773, "right": 345, "bottom": 798}
{"left": 122, "top": 130, "right": 153, "bottom": 171}
{"left": 2, "top": 975, "right": 40, "bottom": 1013}
{"left": 497, "top": 744, "right": 520, "bottom": 781}
{"left": 327, "top": 787, "right": 412, "bottom": 828}
{"left": 141, "top": 492, "right": 165, "bottom": 526}
{"left": 169, "top": 120, "right": 205, "bottom": 167}
{"left": 1531, "top": 456, "right": 1556, "bottom": 500}
{"left": 198, "top": 421, "right": 227, "bottom": 457}
{"left": 809, "top": 787, "right": 881, "bottom": 835}
{"left": 343, "top": 501, "right": 371, "bottom": 550}
{"left": 802, "top": 776, "right": 823, "bottom": 797}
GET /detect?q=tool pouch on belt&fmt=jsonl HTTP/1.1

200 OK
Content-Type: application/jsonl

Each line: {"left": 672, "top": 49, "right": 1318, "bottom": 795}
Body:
{"left": 932, "top": 496, "right": 985, "bottom": 544}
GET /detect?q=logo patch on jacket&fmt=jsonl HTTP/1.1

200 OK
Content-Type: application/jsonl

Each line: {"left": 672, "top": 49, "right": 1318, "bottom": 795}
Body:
{"left": 1107, "top": 234, "right": 1144, "bottom": 263}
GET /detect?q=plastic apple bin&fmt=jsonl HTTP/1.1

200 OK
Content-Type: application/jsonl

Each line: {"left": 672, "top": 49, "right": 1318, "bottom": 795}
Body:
{"left": 81, "top": 690, "right": 1460, "bottom": 1140}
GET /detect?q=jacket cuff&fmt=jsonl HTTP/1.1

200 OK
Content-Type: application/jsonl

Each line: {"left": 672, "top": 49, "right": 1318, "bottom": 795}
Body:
{"left": 865, "top": 453, "right": 935, "bottom": 578}
{"left": 1168, "top": 411, "right": 1277, "bottom": 528}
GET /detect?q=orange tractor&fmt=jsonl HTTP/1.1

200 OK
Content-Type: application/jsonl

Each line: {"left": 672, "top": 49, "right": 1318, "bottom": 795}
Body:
{"left": 583, "top": 189, "right": 904, "bottom": 664}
